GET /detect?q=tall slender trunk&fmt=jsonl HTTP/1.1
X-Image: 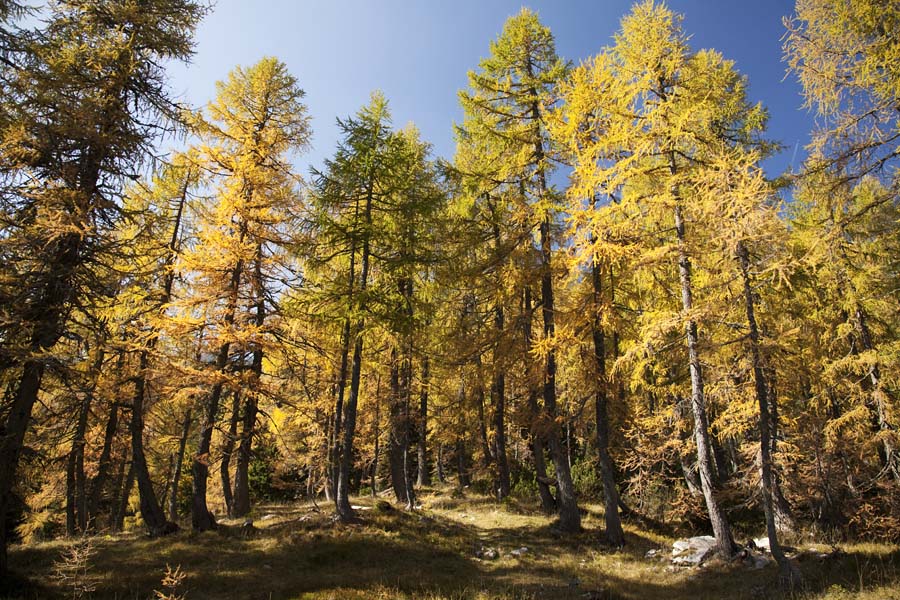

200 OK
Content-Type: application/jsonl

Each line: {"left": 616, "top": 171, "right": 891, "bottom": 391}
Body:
{"left": 233, "top": 250, "right": 266, "bottom": 518}
{"left": 332, "top": 192, "right": 360, "bottom": 502}
{"left": 674, "top": 394, "right": 703, "bottom": 496}
{"left": 523, "top": 286, "right": 556, "bottom": 512}
{"left": 192, "top": 221, "right": 244, "bottom": 530}
{"left": 455, "top": 380, "right": 471, "bottom": 488}
{"left": 112, "top": 458, "right": 135, "bottom": 533}
{"left": 88, "top": 399, "right": 119, "bottom": 525}
{"left": 232, "top": 391, "right": 259, "bottom": 518}
{"left": 474, "top": 354, "right": 492, "bottom": 467}
{"left": 589, "top": 253, "right": 624, "bottom": 546}
{"left": 765, "top": 371, "right": 795, "bottom": 531}
{"left": 220, "top": 391, "right": 240, "bottom": 517}
{"left": 0, "top": 235, "right": 82, "bottom": 572}
{"left": 66, "top": 388, "right": 92, "bottom": 536}
{"left": 168, "top": 408, "right": 192, "bottom": 522}
{"left": 487, "top": 200, "right": 510, "bottom": 498}
{"left": 673, "top": 195, "right": 735, "bottom": 558}
{"left": 491, "top": 309, "right": 510, "bottom": 499}
{"left": 436, "top": 444, "right": 446, "bottom": 484}
{"left": 389, "top": 347, "right": 409, "bottom": 504}
{"left": 336, "top": 182, "right": 373, "bottom": 520}
{"left": 371, "top": 376, "right": 381, "bottom": 496}
{"left": 737, "top": 242, "right": 799, "bottom": 585}
{"left": 417, "top": 357, "right": 431, "bottom": 487}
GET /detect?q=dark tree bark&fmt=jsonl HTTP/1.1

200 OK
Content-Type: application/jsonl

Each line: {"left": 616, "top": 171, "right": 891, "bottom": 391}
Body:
{"left": 168, "top": 408, "right": 192, "bottom": 522}
{"left": 389, "top": 347, "right": 412, "bottom": 505}
{"left": 220, "top": 391, "right": 240, "bottom": 518}
{"left": 335, "top": 182, "right": 373, "bottom": 521}
{"left": 130, "top": 350, "right": 173, "bottom": 536}
{"left": 88, "top": 399, "right": 119, "bottom": 526}
{"left": 589, "top": 255, "right": 624, "bottom": 546}
{"left": 416, "top": 356, "right": 431, "bottom": 487}
{"left": 436, "top": 444, "right": 446, "bottom": 484}
{"left": 474, "top": 355, "right": 493, "bottom": 468}
{"left": 112, "top": 458, "right": 135, "bottom": 533}
{"left": 232, "top": 391, "right": 259, "bottom": 518}
{"left": 192, "top": 226, "right": 244, "bottom": 530}
{"left": 371, "top": 378, "right": 381, "bottom": 497}
{"left": 487, "top": 200, "right": 510, "bottom": 499}
{"left": 523, "top": 286, "right": 556, "bottom": 513}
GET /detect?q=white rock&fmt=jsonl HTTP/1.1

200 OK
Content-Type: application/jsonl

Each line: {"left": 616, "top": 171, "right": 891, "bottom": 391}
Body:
{"left": 672, "top": 536, "right": 718, "bottom": 566}
{"left": 510, "top": 547, "right": 529, "bottom": 557}
{"left": 754, "top": 537, "right": 771, "bottom": 552}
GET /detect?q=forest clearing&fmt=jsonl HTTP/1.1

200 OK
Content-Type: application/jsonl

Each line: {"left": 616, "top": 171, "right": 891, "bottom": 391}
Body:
{"left": 1, "top": 0, "right": 899, "bottom": 598}
{"left": 7, "top": 487, "right": 900, "bottom": 599}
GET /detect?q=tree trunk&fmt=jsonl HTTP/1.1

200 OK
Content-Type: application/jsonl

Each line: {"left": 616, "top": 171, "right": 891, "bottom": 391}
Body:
{"left": 523, "top": 286, "right": 556, "bottom": 513}
{"left": 436, "top": 444, "right": 445, "bottom": 484}
{"left": 737, "top": 242, "right": 799, "bottom": 586}
{"left": 168, "top": 408, "right": 192, "bottom": 522}
{"left": 389, "top": 347, "right": 411, "bottom": 505}
{"left": 232, "top": 392, "right": 259, "bottom": 518}
{"left": 112, "top": 459, "right": 135, "bottom": 533}
{"left": 221, "top": 391, "right": 240, "bottom": 517}
{"left": 127, "top": 349, "right": 173, "bottom": 537}
{"left": 417, "top": 357, "right": 431, "bottom": 487}
{"left": 674, "top": 395, "right": 703, "bottom": 497}
{"left": 192, "top": 238, "right": 244, "bottom": 530}
{"left": 537, "top": 213, "right": 580, "bottom": 532}
{"left": 673, "top": 197, "right": 734, "bottom": 558}
{"left": 590, "top": 255, "right": 624, "bottom": 546}
{"left": 192, "top": 344, "right": 229, "bottom": 531}
{"left": 488, "top": 202, "right": 510, "bottom": 498}
{"left": 371, "top": 379, "right": 381, "bottom": 497}
{"left": 88, "top": 399, "right": 119, "bottom": 526}
{"left": 474, "top": 355, "right": 493, "bottom": 468}
{"left": 335, "top": 182, "right": 373, "bottom": 521}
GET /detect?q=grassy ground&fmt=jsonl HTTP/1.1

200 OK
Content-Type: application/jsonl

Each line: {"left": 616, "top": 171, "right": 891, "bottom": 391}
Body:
{"left": 4, "top": 487, "right": 899, "bottom": 600}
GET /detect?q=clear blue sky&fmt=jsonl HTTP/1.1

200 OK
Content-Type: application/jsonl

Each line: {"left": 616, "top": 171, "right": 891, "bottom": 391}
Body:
{"left": 166, "top": 0, "right": 813, "bottom": 180}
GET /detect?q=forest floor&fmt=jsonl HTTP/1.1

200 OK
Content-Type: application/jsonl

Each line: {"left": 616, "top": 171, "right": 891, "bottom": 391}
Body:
{"left": 4, "top": 486, "right": 900, "bottom": 600}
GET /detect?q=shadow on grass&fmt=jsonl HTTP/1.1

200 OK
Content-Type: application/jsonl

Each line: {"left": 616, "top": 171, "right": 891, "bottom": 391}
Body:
{"left": 5, "top": 499, "right": 900, "bottom": 600}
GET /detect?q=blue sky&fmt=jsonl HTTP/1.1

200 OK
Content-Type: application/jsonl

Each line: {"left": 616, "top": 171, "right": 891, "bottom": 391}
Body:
{"left": 166, "top": 0, "right": 813, "bottom": 180}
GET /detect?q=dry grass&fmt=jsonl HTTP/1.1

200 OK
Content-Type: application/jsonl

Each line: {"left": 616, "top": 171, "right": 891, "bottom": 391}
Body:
{"left": 3, "top": 486, "right": 899, "bottom": 600}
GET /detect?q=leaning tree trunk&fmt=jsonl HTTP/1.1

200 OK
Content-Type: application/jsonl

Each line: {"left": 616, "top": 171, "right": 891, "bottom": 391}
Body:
{"left": 737, "top": 242, "right": 800, "bottom": 586}
{"left": 673, "top": 196, "right": 735, "bottom": 558}
{"left": 130, "top": 350, "right": 173, "bottom": 536}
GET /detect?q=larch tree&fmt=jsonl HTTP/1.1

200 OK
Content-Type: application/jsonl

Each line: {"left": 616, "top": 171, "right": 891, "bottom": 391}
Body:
{"left": 175, "top": 56, "right": 310, "bottom": 530}
{"left": 309, "top": 92, "right": 395, "bottom": 521}
{"left": 553, "top": 0, "right": 780, "bottom": 556}
{"left": 785, "top": 0, "right": 900, "bottom": 483}
{"left": 457, "top": 8, "right": 580, "bottom": 531}
{"left": 0, "top": 0, "right": 205, "bottom": 572}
